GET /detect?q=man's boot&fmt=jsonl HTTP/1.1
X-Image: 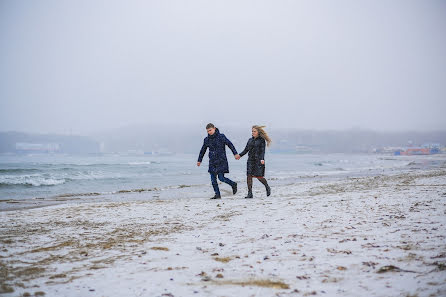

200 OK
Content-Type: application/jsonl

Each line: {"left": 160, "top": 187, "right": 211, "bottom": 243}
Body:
{"left": 232, "top": 183, "right": 238, "bottom": 195}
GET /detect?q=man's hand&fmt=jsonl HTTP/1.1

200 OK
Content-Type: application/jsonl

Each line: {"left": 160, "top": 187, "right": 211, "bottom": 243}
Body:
{"left": 235, "top": 154, "right": 241, "bottom": 160}
{"left": 197, "top": 162, "right": 201, "bottom": 166}
{"left": 260, "top": 160, "right": 265, "bottom": 165}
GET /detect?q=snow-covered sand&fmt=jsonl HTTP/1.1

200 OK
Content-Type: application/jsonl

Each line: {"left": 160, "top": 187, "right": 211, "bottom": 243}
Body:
{"left": 1, "top": 167, "right": 446, "bottom": 296}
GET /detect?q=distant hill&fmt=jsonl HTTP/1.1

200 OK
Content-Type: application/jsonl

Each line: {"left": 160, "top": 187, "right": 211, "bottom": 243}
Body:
{"left": 0, "top": 131, "right": 100, "bottom": 154}
{"left": 89, "top": 123, "right": 446, "bottom": 154}
{"left": 2, "top": 127, "right": 445, "bottom": 155}
{"left": 268, "top": 129, "right": 446, "bottom": 153}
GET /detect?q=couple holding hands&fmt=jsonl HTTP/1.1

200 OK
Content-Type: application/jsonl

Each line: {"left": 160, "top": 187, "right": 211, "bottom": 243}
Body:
{"left": 197, "top": 123, "right": 271, "bottom": 199}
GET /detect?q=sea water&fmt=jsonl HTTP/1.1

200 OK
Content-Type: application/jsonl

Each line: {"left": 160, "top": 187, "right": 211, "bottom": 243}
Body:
{"left": 0, "top": 152, "right": 441, "bottom": 210}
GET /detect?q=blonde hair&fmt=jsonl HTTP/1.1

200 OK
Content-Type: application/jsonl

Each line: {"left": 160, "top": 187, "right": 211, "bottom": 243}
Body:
{"left": 252, "top": 125, "right": 272, "bottom": 147}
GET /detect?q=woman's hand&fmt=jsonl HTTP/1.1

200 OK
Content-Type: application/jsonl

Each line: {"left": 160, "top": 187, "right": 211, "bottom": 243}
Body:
{"left": 260, "top": 160, "right": 265, "bottom": 165}
{"left": 235, "top": 154, "right": 241, "bottom": 160}
{"left": 197, "top": 162, "right": 201, "bottom": 166}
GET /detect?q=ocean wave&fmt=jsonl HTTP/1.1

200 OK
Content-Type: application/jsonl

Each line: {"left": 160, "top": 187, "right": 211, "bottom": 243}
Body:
{"left": 0, "top": 175, "right": 66, "bottom": 187}
{"left": 0, "top": 168, "right": 40, "bottom": 174}
{"left": 313, "top": 162, "right": 334, "bottom": 166}
{"left": 37, "top": 161, "right": 161, "bottom": 167}
{"left": 64, "top": 171, "right": 134, "bottom": 181}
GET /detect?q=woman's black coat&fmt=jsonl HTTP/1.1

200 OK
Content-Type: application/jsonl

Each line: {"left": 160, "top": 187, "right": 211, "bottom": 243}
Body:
{"left": 198, "top": 128, "right": 238, "bottom": 174}
{"left": 239, "top": 136, "right": 266, "bottom": 177}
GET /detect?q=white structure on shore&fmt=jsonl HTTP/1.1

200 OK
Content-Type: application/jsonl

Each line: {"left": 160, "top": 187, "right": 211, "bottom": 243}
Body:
{"left": 15, "top": 142, "right": 60, "bottom": 153}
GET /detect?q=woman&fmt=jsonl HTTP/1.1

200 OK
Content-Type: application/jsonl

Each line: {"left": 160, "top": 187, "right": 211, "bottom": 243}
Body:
{"left": 237, "top": 125, "right": 272, "bottom": 198}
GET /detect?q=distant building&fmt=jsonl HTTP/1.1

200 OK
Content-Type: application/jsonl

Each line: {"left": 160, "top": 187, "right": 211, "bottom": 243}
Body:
{"left": 15, "top": 142, "right": 60, "bottom": 153}
{"left": 422, "top": 143, "right": 442, "bottom": 154}
{"left": 394, "top": 145, "right": 442, "bottom": 155}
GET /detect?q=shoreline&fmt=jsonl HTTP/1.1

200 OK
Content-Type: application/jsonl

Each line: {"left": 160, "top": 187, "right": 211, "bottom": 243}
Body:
{"left": 2, "top": 153, "right": 445, "bottom": 213}
{"left": 1, "top": 167, "right": 446, "bottom": 296}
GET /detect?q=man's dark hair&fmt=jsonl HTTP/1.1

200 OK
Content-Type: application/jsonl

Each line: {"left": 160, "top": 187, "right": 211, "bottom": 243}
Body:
{"left": 206, "top": 123, "right": 215, "bottom": 129}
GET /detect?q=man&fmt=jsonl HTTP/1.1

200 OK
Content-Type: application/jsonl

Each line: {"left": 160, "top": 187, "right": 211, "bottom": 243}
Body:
{"left": 197, "top": 123, "right": 239, "bottom": 199}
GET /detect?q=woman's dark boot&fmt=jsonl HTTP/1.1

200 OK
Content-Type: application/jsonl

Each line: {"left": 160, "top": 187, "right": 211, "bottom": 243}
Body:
{"left": 266, "top": 185, "right": 271, "bottom": 197}
{"left": 211, "top": 194, "right": 221, "bottom": 199}
{"left": 245, "top": 192, "right": 253, "bottom": 199}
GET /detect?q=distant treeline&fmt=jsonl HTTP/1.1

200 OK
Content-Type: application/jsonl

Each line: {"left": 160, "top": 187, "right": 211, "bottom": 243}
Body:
{"left": 1, "top": 129, "right": 445, "bottom": 154}
{"left": 91, "top": 124, "right": 446, "bottom": 154}
{"left": 266, "top": 129, "right": 446, "bottom": 153}
{"left": 0, "top": 132, "right": 100, "bottom": 154}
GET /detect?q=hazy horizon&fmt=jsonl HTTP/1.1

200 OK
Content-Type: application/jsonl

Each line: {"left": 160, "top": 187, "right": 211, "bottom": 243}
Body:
{"left": 2, "top": 122, "right": 446, "bottom": 138}
{"left": 1, "top": 0, "right": 446, "bottom": 135}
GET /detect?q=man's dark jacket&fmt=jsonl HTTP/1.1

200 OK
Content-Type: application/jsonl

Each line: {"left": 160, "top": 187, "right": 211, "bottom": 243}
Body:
{"left": 198, "top": 128, "right": 238, "bottom": 174}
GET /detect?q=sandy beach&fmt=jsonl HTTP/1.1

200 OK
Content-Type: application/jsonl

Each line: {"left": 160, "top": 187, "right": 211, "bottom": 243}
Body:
{"left": 1, "top": 166, "right": 446, "bottom": 297}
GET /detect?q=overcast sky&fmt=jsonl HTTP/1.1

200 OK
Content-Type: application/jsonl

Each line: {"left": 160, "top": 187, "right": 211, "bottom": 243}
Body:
{"left": 1, "top": 0, "right": 445, "bottom": 135}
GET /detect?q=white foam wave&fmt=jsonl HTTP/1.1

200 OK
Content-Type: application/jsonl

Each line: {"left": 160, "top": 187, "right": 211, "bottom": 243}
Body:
{"left": 128, "top": 161, "right": 152, "bottom": 165}
{"left": 0, "top": 175, "right": 66, "bottom": 187}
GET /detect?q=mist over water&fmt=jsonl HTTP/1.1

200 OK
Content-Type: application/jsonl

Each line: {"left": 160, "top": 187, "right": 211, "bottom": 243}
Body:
{"left": 1, "top": 1, "right": 446, "bottom": 135}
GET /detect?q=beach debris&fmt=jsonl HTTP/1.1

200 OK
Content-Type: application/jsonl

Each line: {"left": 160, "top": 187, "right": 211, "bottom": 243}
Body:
{"left": 429, "top": 261, "right": 446, "bottom": 271}
{"left": 197, "top": 271, "right": 211, "bottom": 281}
{"left": 339, "top": 238, "right": 357, "bottom": 243}
{"left": 0, "top": 284, "right": 14, "bottom": 294}
{"left": 397, "top": 244, "right": 415, "bottom": 251}
{"left": 216, "top": 273, "right": 224, "bottom": 278}
{"left": 296, "top": 275, "right": 310, "bottom": 280}
{"left": 214, "top": 257, "right": 232, "bottom": 263}
{"left": 322, "top": 277, "right": 342, "bottom": 283}
{"left": 260, "top": 234, "right": 270, "bottom": 239}
{"left": 362, "top": 261, "right": 378, "bottom": 268}
{"left": 151, "top": 247, "right": 169, "bottom": 251}
{"left": 430, "top": 253, "right": 446, "bottom": 259}
{"left": 327, "top": 248, "right": 352, "bottom": 255}
{"left": 376, "top": 265, "right": 417, "bottom": 273}
{"left": 211, "top": 279, "right": 289, "bottom": 289}
{"left": 337, "top": 266, "right": 347, "bottom": 271}
{"left": 219, "top": 243, "right": 225, "bottom": 247}
{"left": 362, "top": 243, "right": 380, "bottom": 248}
{"left": 263, "top": 256, "right": 269, "bottom": 260}
{"left": 376, "top": 265, "right": 401, "bottom": 273}
{"left": 196, "top": 247, "right": 202, "bottom": 251}
{"left": 161, "top": 293, "right": 174, "bottom": 297}
{"left": 49, "top": 273, "right": 67, "bottom": 279}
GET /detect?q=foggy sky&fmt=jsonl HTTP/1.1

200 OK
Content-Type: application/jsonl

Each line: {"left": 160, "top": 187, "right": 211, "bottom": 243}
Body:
{"left": 1, "top": 0, "right": 445, "bottom": 135}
